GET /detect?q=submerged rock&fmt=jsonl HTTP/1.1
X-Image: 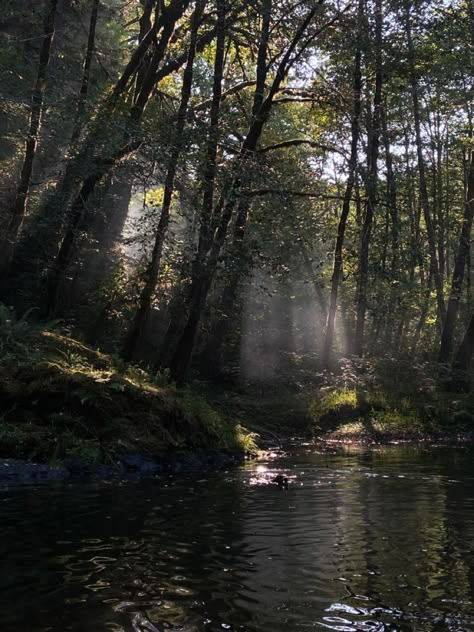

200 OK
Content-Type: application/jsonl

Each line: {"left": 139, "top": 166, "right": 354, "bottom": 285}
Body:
{"left": 0, "top": 450, "right": 246, "bottom": 487}
{"left": 0, "top": 460, "right": 68, "bottom": 485}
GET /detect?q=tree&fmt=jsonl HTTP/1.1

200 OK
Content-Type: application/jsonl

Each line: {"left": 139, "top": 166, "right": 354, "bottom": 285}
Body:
{"left": 168, "top": 0, "right": 330, "bottom": 382}
{"left": 404, "top": 0, "right": 445, "bottom": 323}
{"left": 439, "top": 148, "right": 474, "bottom": 362}
{"left": 354, "top": 0, "right": 383, "bottom": 356}
{"left": 322, "top": 0, "right": 362, "bottom": 366}
{"left": 121, "top": 0, "right": 207, "bottom": 361}
{"left": 0, "top": 0, "right": 58, "bottom": 277}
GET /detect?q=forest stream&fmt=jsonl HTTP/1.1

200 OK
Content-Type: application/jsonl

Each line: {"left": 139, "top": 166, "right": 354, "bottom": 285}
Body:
{"left": 1, "top": 443, "right": 474, "bottom": 632}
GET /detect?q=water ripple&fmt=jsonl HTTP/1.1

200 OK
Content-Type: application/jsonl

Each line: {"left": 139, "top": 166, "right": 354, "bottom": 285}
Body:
{"left": 1, "top": 446, "right": 474, "bottom": 631}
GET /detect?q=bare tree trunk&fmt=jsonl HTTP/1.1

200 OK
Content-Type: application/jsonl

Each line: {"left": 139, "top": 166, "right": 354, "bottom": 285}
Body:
{"left": 322, "top": 0, "right": 362, "bottom": 366}
{"left": 405, "top": 0, "right": 445, "bottom": 323}
{"left": 435, "top": 109, "right": 446, "bottom": 283}
{"left": 354, "top": 0, "right": 383, "bottom": 356}
{"left": 380, "top": 102, "right": 400, "bottom": 345}
{"left": 439, "top": 149, "right": 474, "bottom": 362}
{"left": 152, "top": 0, "right": 228, "bottom": 373}
{"left": 121, "top": 0, "right": 206, "bottom": 361}
{"left": 134, "top": 0, "right": 157, "bottom": 102}
{"left": 70, "top": 0, "right": 100, "bottom": 146}
{"left": 45, "top": 0, "right": 190, "bottom": 315}
{"left": 200, "top": 0, "right": 272, "bottom": 371}
{"left": 0, "top": 0, "right": 58, "bottom": 276}
{"left": 403, "top": 127, "right": 418, "bottom": 284}
{"left": 166, "top": 0, "right": 228, "bottom": 381}
{"left": 169, "top": 1, "right": 327, "bottom": 383}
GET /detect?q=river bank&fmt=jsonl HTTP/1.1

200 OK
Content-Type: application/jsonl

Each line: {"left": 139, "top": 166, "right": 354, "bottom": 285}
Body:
{"left": 1, "top": 326, "right": 474, "bottom": 486}
{"left": 0, "top": 449, "right": 247, "bottom": 487}
{"left": 0, "top": 328, "right": 257, "bottom": 469}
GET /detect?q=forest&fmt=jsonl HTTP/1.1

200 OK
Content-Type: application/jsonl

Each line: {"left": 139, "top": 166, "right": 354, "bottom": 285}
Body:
{"left": 0, "top": 0, "right": 474, "bottom": 460}
{"left": 2, "top": 3, "right": 474, "bottom": 630}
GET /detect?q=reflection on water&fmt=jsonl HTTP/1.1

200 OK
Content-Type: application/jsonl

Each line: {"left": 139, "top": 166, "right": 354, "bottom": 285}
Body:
{"left": 1, "top": 444, "right": 474, "bottom": 631}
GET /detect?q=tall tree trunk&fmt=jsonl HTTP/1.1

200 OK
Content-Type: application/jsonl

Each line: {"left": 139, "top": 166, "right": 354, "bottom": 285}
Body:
{"left": 195, "top": 0, "right": 227, "bottom": 266}
{"left": 380, "top": 102, "right": 400, "bottom": 346}
{"left": 382, "top": 104, "right": 400, "bottom": 281}
{"left": 166, "top": 0, "right": 228, "bottom": 379}
{"left": 354, "top": 0, "right": 383, "bottom": 356}
{"left": 452, "top": 312, "right": 474, "bottom": 384}
{"left": 70, "top": 0, "right": 100, "bottom": 146}
{"left": 134, "top": 0, "right": 157, "bottom": 102}
{"left": 322, "top": 0, "right": 362, "bottom": 366}
{"left": 438, "top": 149, "right": 474, "bottom": 362}
{"left": 405, "top": 0, "right": 445, "bottom": 322}
{"left": 0, "top": 0, "right": 58, "bottom": 276}
{"left": 121, "top": 0, "right": 206, "bottom": 361}
{"left": 169, "top": 1, "right": 326, "bottom": 383}
{"left": 45, "top": 0, "right": 191, "bottom": 315}
{"left": 404, "top": 127, "right": 418, "bottom": 283}
{"left": 435, "top": 108, "right": 446, "bottom": 283}
{"left": 411, "top": 274, "right": 432, "bottom": 355}
{"left": 201, "top": 0, "right": 272, "bottom": 371}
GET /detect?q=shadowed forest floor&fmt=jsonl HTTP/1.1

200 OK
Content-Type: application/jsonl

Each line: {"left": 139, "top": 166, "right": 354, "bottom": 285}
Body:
{"left": 0, "top": 328, "right": 257, "bottom": 463}
{"left": 1, "top": 325, "right": 473, "bottom": 465}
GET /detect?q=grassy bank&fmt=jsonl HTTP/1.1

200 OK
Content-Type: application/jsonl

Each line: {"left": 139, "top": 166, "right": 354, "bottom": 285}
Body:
{"left": 306, "top": 385, "right": 474, "bottom": 442}
{"left": 204, "top": 354, "right": 474, "bottom": 444}
{"left": 1, "top": 308, "right": 473, "bottom": 465}
{"left": 0, "top": 317, "right": 256, "bottom": 464}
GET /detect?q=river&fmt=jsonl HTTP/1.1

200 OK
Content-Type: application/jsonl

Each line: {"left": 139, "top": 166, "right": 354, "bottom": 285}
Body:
{"left": 1, "top": 444, "right": 474, "bottom": 631}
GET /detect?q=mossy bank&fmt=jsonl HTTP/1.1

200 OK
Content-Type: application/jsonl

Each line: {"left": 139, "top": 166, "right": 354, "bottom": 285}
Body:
{"left": 307, "top": 385, "right": 474, "bottom": 443}
{"left": 0, "top": 323, "right": 257, "bottom": 470}
{"left": 1, "top": 308, "right": 473, "bottom": 484}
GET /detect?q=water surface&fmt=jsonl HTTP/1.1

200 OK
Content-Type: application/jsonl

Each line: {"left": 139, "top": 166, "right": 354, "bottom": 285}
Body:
{"left": 1, "top": 444, "right": 474, "bottom": 631}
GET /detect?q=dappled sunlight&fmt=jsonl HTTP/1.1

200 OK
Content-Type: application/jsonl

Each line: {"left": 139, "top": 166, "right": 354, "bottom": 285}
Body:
{"left": 1, "top": 0, "right": 474, "bottom": 629}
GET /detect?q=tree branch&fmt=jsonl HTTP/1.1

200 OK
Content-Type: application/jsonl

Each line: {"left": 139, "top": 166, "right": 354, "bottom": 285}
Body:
{"left": 240, "top": 188, "right": 351, "bottom": 201}
{"left": 194, "top": 80, "right": 256, "bottom": 112}
{"left": 258, "top": 139, "right": 345, "bottom": 155}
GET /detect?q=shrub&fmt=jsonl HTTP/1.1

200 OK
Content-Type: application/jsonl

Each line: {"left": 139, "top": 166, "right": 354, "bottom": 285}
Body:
{"left": 0, "top": 302, "right": 38, "bottom": 364}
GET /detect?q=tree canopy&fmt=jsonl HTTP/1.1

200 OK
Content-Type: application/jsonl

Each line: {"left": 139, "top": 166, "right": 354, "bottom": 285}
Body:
{"left": 1, "top": 0, "right": 473, "bottom": 388}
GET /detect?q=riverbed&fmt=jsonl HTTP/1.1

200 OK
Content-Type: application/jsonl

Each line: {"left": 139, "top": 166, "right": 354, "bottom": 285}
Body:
{"left": 1, "top": 444, "right": 473, "bottom": 631}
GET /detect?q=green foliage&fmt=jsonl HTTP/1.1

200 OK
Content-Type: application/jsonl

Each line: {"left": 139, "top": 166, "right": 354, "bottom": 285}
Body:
{"left": 0, "top": 303, "right": 38, "bottom": 364}
{"left": 1, "top": 0, "right": 473, "bottom": 457}
{"left": 0, "top": 327, "right": 256, "bottom": 462}
{"left": 179, "top": 388, "right": 257, "bottom": 452}
{"left": 311, "top": 387, "right": 358, "bottom": 419}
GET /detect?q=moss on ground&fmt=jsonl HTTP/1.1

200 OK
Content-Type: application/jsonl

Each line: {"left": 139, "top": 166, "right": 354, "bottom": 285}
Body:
{"left": 1, "top": 309, "right": 472, "bottom": 462}
{"left": 196, "top": 379, "right": 474, "bottom": 446}
{"left": 306, "top": 386, "right": 474, "bottom": 442}
{"left": 202, "top": 384, "right": 314, "bottom": 444}
{"left": 0, "top": 329, "right": 257, "bottom": 463}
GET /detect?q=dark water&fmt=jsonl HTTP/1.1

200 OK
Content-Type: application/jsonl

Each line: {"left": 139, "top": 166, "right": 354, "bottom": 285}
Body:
{"left": 1, "top": 444, "right": 474, "bottom": 632}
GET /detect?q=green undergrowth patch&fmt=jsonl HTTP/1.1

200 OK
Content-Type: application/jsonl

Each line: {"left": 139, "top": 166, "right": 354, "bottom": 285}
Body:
{"left": 308, "top": 385, "right": 474, "bottom": 441}
{"left": 202, "top": 383, "right": 315, "bottom": 444}
{"left": 0, "top": 326, "right": 256, "bottom": 463}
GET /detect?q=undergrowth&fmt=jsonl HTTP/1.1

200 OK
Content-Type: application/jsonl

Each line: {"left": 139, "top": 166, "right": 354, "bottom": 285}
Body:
{"left": 0, "top": 304, "right": 256, "bottom": 463}
{"left": 307, "top": 354, "right": 474, "bottom": 439}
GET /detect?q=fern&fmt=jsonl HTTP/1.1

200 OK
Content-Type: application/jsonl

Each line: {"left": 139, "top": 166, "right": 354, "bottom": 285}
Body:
{"left": 0, "top": 302, "right": 38, "bottom": 364}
